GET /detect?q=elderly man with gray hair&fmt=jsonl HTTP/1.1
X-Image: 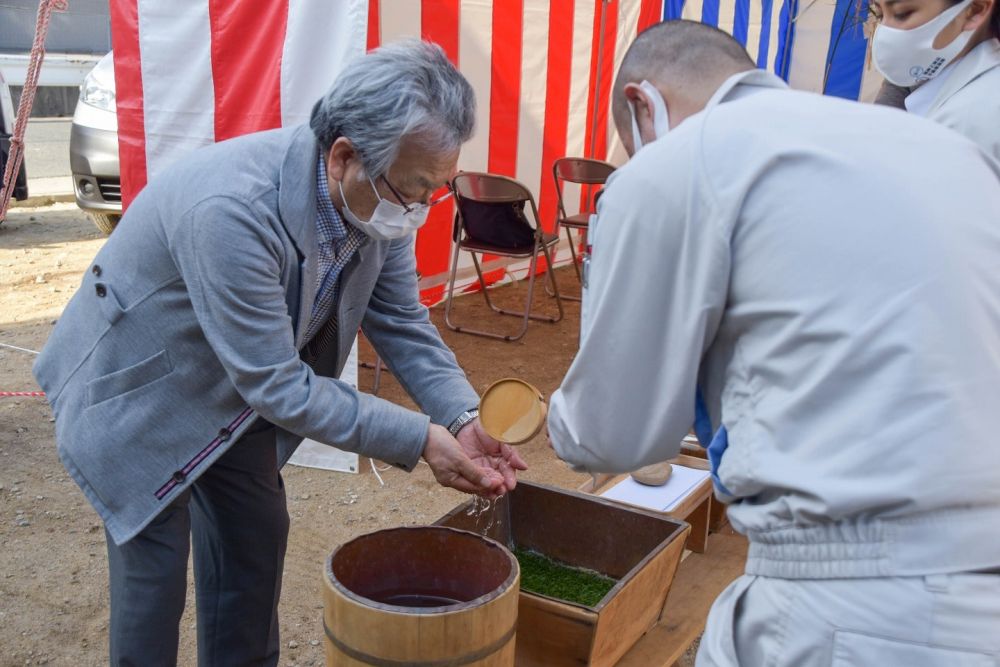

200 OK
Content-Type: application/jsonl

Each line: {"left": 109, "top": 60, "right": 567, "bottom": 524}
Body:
{"left": 33, "top": 40, "right": 526, "bottom": 665}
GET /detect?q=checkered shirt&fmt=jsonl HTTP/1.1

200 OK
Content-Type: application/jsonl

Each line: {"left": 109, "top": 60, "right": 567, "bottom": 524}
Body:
{"left": 305, "top": 153, "right": 365, "bottom": 343}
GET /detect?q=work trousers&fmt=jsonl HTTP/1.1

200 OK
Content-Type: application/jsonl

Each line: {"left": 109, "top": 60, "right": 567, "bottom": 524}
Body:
{"left": 697, "top": 572, "right": 1000, "bottom": 666}
{"left": 104, "top": 422, "right": 289, "bottom": 666}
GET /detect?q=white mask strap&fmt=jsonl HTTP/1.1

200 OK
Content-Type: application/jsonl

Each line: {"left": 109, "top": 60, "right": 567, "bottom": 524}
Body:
{"left": 367, "top": 175, "right": 383, "bottom": 202}
{"left": 630, "top": 103, "right": 644, "bottom": 153}
{"left": 628, "top": 80, "right": 670, "bottom": 152}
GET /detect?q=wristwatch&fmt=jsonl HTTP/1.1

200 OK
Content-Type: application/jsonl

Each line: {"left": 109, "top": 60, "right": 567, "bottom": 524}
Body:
{"left": 447, "top": 408, "right": 479, "bottom": 437}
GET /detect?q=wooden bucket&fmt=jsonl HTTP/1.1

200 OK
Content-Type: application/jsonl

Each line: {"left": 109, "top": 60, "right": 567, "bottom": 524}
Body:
{"left": 323, "top": 526, "right": 520, "bottom": 666}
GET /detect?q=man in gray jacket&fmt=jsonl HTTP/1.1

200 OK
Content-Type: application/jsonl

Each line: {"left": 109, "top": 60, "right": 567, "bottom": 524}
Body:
{"left": 34, "top": 41, "right": 526, "bottom": 665}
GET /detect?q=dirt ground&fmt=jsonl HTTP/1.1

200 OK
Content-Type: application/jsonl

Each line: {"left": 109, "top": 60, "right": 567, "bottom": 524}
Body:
{"left": 0, "top": 204, "right": 696, "bottom": 667}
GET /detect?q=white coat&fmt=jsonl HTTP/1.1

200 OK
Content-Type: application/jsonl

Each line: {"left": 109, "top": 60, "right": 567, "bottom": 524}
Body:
{"left": 909, "top": 38, "right": 1000, "bottom": 162}
{"left": 547, "top": 69, "right": 1000, "bottom": 579}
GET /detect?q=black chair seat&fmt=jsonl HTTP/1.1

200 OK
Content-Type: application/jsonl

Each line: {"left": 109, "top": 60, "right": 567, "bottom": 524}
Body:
{"left": 446, "top": 171, "right": 565, "bottom": 341}
{"left": 460, "top": 231, "right": 559, "bottom": 257}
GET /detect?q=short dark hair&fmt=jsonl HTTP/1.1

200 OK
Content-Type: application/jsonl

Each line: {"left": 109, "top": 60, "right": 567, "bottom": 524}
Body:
{"left": 612, "top": 20, "right": 755, "bottom": 130}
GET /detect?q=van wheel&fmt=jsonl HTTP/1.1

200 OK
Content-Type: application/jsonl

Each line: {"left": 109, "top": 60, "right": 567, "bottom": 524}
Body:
{"left": 89, "top": 212, "right": 120, "bottom": 235}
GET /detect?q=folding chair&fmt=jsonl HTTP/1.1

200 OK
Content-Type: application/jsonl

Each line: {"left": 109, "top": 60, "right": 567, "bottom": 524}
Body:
{"left": 552, "top": 157, "right": 616, "bottom": 300}
{"left": 444, "top": 172, "right": 564, "bottom": 342}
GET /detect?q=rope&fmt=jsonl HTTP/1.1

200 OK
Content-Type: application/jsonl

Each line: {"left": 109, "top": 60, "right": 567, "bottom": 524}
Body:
{"left": 0, "top": 342, "right": 46, "bottom": 396}
{"left": 370, "top": 457, "right": 385, "bottom": 486}
{"left": 0, "top": 342, "right": 40, "bottom": 355}
{"left": 0, "top": 0, "right": 68, "bottom": 223}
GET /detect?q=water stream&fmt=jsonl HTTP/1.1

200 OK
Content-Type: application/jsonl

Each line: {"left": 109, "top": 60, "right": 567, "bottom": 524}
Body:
{"left": 464, "top": 495, "right": 511, "bottom": 548}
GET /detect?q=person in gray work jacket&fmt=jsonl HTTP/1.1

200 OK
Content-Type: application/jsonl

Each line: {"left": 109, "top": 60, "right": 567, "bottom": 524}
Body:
{"left": 548, "top": 21, "right": 1000, "bottom": 667}
{"left": 33, "top": 40, "right": 527, "bottom": 666}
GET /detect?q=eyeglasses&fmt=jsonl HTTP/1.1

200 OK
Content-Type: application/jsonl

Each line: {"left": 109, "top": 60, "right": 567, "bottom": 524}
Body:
{"left": 380, "top": 175, "right": 454, "bottom": 214}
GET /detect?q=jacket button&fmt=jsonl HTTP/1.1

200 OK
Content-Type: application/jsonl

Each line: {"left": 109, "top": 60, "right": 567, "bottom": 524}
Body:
{"left": 95, "top": 283, "right": 107, "bottom": 298}
{"left": 172, "top": 470, "right": 186, "bottom": 483}
{"left": 91, "top": 264, "right": 102, "bottom": 277}
{"left": 217, "top": 428, "right": 231, "bottom": 442}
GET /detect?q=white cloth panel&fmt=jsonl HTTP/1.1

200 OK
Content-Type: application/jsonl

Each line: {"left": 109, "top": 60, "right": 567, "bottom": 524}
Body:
{"left": 459, "top": 0, "right": 494, "bottom": 173}
{"left": 380, "top": 0, "right": 422, "bottom": 42}
{"left": 514, "top": 0, "right": 552, "bottom": 210}
{"left": 288, "top": 338, "right": 360, "bottom": 473}
{"left": 281, "top": 0, "right": 368, "bottom": 127}
{"left": 137, "top": 0, "right": 215, "bottom": 180}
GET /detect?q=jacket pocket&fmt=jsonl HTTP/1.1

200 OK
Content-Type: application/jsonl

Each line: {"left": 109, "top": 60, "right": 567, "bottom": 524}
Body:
{"left": 86, "top": 350, "right": 173, "bottom": 407}
{"left": 832, "top": 630, "right": 995, "bottom": 667}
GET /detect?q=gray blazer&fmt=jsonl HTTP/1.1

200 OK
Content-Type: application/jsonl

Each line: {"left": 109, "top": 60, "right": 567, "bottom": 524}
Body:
{"left": 33, "top": 126, "right": 479, "bottom": 544}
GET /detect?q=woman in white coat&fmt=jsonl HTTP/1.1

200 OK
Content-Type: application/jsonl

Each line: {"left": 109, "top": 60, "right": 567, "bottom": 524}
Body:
{"left": 872, "top": 0, "right": 1000, "bottom": 160}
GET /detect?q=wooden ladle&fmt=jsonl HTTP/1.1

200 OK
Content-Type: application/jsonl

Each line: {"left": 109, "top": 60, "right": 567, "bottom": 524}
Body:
{"left": 479, "top": 378, "right": 546, "bottom": 445}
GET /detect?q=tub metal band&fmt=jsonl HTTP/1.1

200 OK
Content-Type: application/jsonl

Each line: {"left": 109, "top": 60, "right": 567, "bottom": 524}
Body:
{"left": 322, "top": 620, "right": 516, "bottom": 667}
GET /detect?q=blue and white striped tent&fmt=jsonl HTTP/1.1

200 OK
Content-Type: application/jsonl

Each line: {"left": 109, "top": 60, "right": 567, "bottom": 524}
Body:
{"left": 662, "top": 0, "right": 881, "bottom": 101}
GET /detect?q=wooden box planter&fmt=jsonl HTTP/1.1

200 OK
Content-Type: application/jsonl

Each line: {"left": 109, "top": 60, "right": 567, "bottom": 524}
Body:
{"left": 436, "top": 481, "right": 689, "bottom": 667}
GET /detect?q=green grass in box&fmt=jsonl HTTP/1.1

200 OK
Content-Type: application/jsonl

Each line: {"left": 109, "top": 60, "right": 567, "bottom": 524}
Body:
{"left": 513, "top": 547, "right": 617, "bottom": 607}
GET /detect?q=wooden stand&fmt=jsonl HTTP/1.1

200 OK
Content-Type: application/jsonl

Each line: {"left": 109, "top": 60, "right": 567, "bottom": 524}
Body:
{"left": 579, "top": 454, "right": 714, "bottom": 553}
{"left": 581, "top": 454, "right": 749, "bottom": 665}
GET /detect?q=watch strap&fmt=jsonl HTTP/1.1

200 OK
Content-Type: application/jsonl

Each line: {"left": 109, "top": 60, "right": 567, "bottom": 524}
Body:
{"left": 447, "top": 408, "right": 480, "bottom": 437}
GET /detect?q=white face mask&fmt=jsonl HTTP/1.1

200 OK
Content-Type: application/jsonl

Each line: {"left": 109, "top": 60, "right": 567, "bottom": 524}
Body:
{"left": 338, "top": 173, "right": 429, "bottom": 241}
{"left": 628, "top": 80, "right": 670, "bottom": 152}
{"left": 873, "top": 0, "right": 975, "bottom": 87}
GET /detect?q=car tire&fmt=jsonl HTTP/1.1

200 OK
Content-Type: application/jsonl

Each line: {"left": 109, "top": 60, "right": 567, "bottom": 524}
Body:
{"left": 89, "top": 212, "right": 120, "bottom": 235}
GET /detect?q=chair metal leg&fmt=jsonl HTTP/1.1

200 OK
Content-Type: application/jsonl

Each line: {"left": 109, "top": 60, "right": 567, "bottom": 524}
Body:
{"left": 471, "top": 252, "right": 503, "bottom": 315}
{"left": 444, "top": 236, "right": 464, "bottom": 332}
{"left": 499, "top": 242, "right": 563, "bottom": 327}
{"left": 540, "top": 241, "right": 564, "bottom": 323}
{"left": 445, "top": 246, "right": 525, "bottom": 341}
{"left": 545, "top": 227, "right": 584, "bottom": 302}
{"left": 372, "top": 357, "right": 383, "bottom": 394}
{"left": 566, "top": 226, "right": 582, "bottom": 281}
{"left": 359, "top": 356, "right": 385, "bottom": 394}
{"left": 445, "top": 243, "right": 561, "bottom": 341}
{"left": 544, "top": 230, "right": 560, "bottom": 299}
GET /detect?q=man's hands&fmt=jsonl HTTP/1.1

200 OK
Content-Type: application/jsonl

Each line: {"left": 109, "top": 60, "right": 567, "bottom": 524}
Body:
{"left": 422, "top": 418, "right": 528, "bottom": 498}
{"left": 456, "top": 418, "right": 528, "bottom": 493}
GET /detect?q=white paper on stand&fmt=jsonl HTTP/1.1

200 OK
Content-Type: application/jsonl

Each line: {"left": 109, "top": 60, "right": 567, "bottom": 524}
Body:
{"left": 287, "top": 337, "right": 361, "bottom": 474}
{"left": 600, "top": 464, "right": 711, "bottom": 512}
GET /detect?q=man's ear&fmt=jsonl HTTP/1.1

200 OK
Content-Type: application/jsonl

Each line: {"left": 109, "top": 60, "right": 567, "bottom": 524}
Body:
{"left": 621, "top": 81, "right": 656, "bottom": 155}
{"left": 963, "top": 0, "right": 994, "bottom": 32}
{"left": 326, "top": 137, "right": 357, "bottom": 182}
{"left": 623, "top": 82, "right": 649, "bottom": 119}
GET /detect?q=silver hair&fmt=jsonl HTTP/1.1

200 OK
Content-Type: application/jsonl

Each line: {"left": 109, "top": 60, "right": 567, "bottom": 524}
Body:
{"left": 310, "top": 39, "right": 476, "bottom": 178}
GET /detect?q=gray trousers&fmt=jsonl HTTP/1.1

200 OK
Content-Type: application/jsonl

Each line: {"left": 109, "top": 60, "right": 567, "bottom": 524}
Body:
{"left": 105, "top": 422, "right": 289, "bottom": 667}
{"left": 697, "top": 572, "right": 1000, "bottom": 666}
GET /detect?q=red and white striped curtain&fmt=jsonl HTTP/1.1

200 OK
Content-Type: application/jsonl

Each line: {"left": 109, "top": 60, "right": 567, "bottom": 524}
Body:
{"left": 110, "top": 1, "right": 664, "bottom": 303}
